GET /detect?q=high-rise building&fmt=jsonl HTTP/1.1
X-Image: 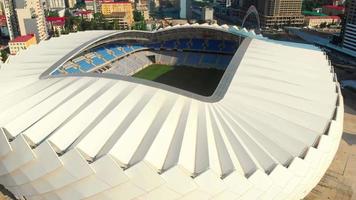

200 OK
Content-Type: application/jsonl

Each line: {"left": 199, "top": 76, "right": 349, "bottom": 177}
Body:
{"left": 67, "top": 0, "right": 76, "bottom": 8}
{"left": 342, "top": 0, "right": 356, "bottom": 52}
{"left": 46, "top": 0, "right": 65, "bottom": 9}
{"left": 240, "top": 0, "right": 304, "bottom": 27}
{"left": 2, "top": 0, "right": 20, "bottom": 40}
{"left": 2, "top": 0, "right": 48, "bottom": 41}
{"left": 180, "top": 0, "right": 191, "bottom": 19}
{"left": 101, "top": 2, "right": 134, "bottom": 29}
{"left": 15, "top": 0, "right": 48, "bottom": 41}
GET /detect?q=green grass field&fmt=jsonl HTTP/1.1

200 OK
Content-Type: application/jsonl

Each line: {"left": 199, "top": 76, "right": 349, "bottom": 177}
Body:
{"left": 133, "top": 64, "right": 174, "bottom": 80}
{"left": 132, "top": 64, "right": 224, "bottom": 96}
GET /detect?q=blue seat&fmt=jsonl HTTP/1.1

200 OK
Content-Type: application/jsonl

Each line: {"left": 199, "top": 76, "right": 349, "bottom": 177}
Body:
{"left": 65, "top": 67, "right": 81, "bottom": 74}
{"left": 108, "top": 46, "right": 125, "bottom": 57}
{"left": 96, "top": 48, "right": 115, "bottom": 61}
{"left": 202, "top": 54, "right": 218, "bottom": 64}
{"left": 186, "top": 54, "right": 201, "bottom": 65}
{"left": 77, "top": 59, "right": 94, "bottom": 71}
{"left": 163, "top": 40, "right": 176, "bottom": 49}
{"left": 222, "top": 41, "right": 237, "bottom": 53}
{"left": 131, "top": 44, "right": 143, "bottom": 50}
{"left": 191, "top": 39, "right": 204, "bottom": 50}
{"left": 177, "top": 39, "right": 189, "bottom": 49}
{"left": 206, "top": 40, "right": 222, "bottom": 52}
{"left": 123, "top": 45, "right": 133, "bottom": 53}
{"left": 147, "top": 43, "right": 161, "bottom": 49}
{"left": 176, "top": 53, "right": 186, "bottom": 65}
{"left": 92, "top": 56, "right": 105, "bottom": 66}
{"left": 217, "top": 56, "right": 231, "bottom": 66}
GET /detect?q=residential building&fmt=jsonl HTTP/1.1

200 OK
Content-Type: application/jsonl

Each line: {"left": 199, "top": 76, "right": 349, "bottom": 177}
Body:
{"left": 238, "top": 0, "right": 304, "bottom": 27}
{"left": 46, "top": 0, "right": 65, "bottom": 9}
{"left": 305, "top": 15, "right": 341, "bottom": 27}
{"left": 202, "top": 6, "right": 214, "bottom": 21}
{"left": 101, "top": 2, "right": 133, "bottom": 28}
{"left": 2, "top": 0, "right": 20, "bottom": 40}
{"left": 67, "top": 0, "right": 76, "bottom": 8}
{"left": 15, "top": 0, "right": 48, "bottom": 41}
{"left": 322, "top": 5, "right": 345, "bottom": 15}
{"left": 8, "top": 33, "right": 36, "bottom": 54}
{"left": 342, "top": 0, "right": 356, "bottom": 52}
{"left": 0, "top": 14, "right": 9, "bottom": 36}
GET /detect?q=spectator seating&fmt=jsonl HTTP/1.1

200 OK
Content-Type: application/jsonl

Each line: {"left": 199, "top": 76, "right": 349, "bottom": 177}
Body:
{"left": 163, "top": 40, "right": 177, "bottom": 49}
{"left": 206, "top": 40, "right": 222, "bottom": 52}
{"left": 186, "top": 53, "right": 201, "bottom": 66}
{"left": 177, "top": 39, "right": 190, "bottom": 49}
{"left": 222, "top": 41, "right": 237, "bottom": 53}
{"left": 95, "top": 48, "right": 115, "bottom": 61}
{"left": 91, "top": 56, "right": 106, "bottom": 66}
{"left": 190, "top": 39, "right": 205, "bottom": 50}
{"left": 76, "top": 59, "right": 95, "bottom": 71}
{"left": 201, "top": 54, "right": 218, "bottom": 65}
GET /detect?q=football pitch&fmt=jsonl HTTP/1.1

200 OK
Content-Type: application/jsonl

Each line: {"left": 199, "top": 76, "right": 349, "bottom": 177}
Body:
{"left": 133, "top": 64, "right": 224, "bottom": 96}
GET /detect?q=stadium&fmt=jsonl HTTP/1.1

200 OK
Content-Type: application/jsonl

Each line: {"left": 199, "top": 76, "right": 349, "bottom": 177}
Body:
{"left": 0, "top": 24, "right": 343, "bottom": 200}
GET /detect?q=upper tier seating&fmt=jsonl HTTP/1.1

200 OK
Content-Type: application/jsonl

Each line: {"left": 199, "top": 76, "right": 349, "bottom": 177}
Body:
{"left": 163, "top": 40, "right": 177, "bottom": 49}
{"left": 96, "top": 48, "right": 115, "bottom": 61}
{"left": 191, "top": 39, "right": 205, "bottom": 50}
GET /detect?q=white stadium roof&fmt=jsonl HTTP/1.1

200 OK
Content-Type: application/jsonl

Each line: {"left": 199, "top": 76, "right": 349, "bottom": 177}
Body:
{"left": 0, "top": 24, "right": 343, "bottom": 200}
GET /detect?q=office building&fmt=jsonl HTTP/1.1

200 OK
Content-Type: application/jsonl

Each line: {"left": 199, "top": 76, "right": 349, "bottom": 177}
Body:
{"left": 180, "top": 0, "right": 191, "bottom": 19}
{"left": 240, "top": 0, "right": 304, "bottom": 27}
{"left": 8, "top": 33, "right": 36, "bottom": 54}
{"left": 342, "top": 0, "right": 356, "bottom": 52}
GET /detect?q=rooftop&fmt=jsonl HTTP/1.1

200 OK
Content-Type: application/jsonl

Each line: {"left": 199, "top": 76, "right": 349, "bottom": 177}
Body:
{"left": 323, "top": 5, "right": 345, "bottom": 11}
{"left": 9, "top": 34, "right": 35, "bottom": 43}
{"left": 306, "top": 15, "right": 341, "bottom": 20}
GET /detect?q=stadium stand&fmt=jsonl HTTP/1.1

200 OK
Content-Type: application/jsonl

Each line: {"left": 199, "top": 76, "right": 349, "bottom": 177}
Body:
{"left": 222, "top": 41, "right": 238, "bottom": 53}
{"left": 56, "top": 37, "right": 237, "bottom": 76}
{"left": 190, "top": 39, "right": 205, "bottom": 50}
{"left": 206, "top": 40, "right": 222, "bottom": 52}
{"left": 95, "top": 48, "right": 116, "bottom": 61}
{"left": 185, "top": 53, "right": 202, "bottom": 66}
{"left": 91, "top": 56, "right": 106, "bottom": 66}
{"left": 163, "top": 40, "right": 177, "bottom": 49}
{"left": 76, "top": 59, "right": 95, "bottom": 71}
{"left": 177, "top": 39, "right": 190, "bottom": 49}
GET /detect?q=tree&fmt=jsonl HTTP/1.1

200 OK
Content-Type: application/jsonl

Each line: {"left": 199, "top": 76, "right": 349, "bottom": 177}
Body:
{"left": 133, "top": 10, "right": 144, "bottom": 22}
{"left": 320, "top": 22, "right": 327, "bottom": 28}
{"left": 64, "top": 9, "right": 73, "bottom": 31}
{"left": 1, "top": 50, "right": 8, "bottom": 62}
{"left": 113, "top": 19, "right": 120, "bottom": 30}
{"left": 74, "top": 2, "right": 86, "bottom": 9}
{"left": 46, "top": 10, "right": 59, "bottom": 17}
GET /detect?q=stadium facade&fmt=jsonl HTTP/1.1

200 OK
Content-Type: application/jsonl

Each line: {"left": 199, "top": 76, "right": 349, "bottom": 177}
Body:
{"left": 0, "top": 24, "right": 343, "bottom": 200}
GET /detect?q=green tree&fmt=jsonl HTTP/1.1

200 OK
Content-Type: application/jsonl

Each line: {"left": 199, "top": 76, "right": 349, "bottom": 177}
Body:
{"left": 320, "top": 22, "right": 327, "bottom": 28}
{"left": 46, "top": 10, "right": 59, "bottom": 17}
{"left": 133, "top": 10, "right": 144, "bottom": 22}
{"left": 1, "top": 50, "right": 8, "bottom": 62}
{"left": 113, "top": 19, "right": 120, "bottom": 30}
